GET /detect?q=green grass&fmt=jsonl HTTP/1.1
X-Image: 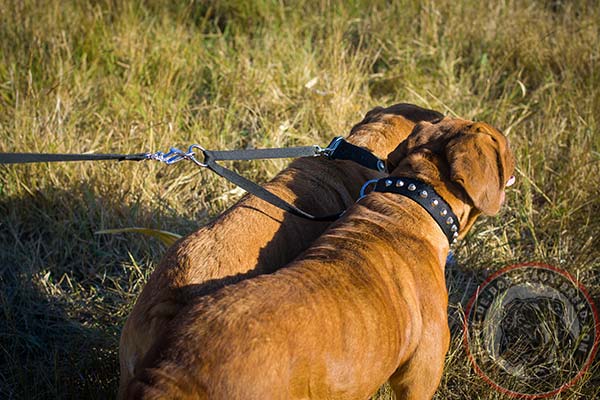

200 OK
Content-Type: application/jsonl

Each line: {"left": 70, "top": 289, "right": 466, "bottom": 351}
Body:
{"left": 1, "top": 0, "right": 599, "bottom": 398}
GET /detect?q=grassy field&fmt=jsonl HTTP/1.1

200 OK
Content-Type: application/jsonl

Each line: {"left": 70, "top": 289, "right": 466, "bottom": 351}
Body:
{"left": 1, "top": 0, "right": 599, "bottom": 398}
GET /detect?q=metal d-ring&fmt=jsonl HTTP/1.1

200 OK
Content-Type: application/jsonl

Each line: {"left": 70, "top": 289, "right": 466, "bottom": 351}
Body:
{"left": 187, "top": 144, "right": 208, "bottom": 167}
{"left": 358, "top": 178, "right": 379, "bottom": 200}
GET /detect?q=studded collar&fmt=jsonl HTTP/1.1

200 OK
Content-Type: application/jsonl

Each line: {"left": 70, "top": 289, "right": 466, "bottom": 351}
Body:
{"left": 359, "top": 177, "right": 460, "bottom": 245}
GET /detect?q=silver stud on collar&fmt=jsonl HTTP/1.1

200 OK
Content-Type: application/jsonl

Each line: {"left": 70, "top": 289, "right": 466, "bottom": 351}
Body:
{"left": 377, "top": 178, "right": 458, "bottom": 246}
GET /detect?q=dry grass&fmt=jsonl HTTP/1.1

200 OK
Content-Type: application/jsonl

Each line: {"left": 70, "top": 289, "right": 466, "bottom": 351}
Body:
{"left": 1, "top": 0, "right": 599, "bottom": 398}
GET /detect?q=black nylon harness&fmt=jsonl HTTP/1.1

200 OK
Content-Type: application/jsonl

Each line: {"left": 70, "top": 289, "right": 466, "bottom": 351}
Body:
{"left": 0, "top": 137, "right": 385, "bottom": 222}
{"left": 360, "top": 177, "right": 460, "bottom": 244}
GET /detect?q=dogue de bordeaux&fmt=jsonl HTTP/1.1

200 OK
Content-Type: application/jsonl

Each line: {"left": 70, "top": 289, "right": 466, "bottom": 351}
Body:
{"left": 118, "top": 104, "right": 444, "bottom": 397}
{"left": 124, "top": 117, "right": 515, "bottom": 399}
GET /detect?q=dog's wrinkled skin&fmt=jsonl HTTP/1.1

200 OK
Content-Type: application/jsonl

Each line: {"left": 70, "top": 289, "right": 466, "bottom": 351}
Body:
{"left": 124, "top": 118, "right": 515, "bottom": 399}
{"left": 118, "top": 104, "right": 444, "bottom": 397}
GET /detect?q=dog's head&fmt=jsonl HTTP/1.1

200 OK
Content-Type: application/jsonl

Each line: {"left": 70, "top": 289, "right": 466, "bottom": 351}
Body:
{"left": 387, "top": 117, "right": 515, "bottom": 217}
{"left": 346, "top": 103, "right": 444, "bottom": 159}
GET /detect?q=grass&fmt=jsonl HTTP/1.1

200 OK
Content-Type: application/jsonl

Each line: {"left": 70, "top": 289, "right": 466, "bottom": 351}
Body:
{"left": 0, "top": 0, "right": 599, "bottom": 398}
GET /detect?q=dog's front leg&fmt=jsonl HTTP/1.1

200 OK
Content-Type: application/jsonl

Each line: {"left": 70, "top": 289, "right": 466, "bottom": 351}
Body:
{"left": 388, "top": 320, "right": 450, "bottom": 400}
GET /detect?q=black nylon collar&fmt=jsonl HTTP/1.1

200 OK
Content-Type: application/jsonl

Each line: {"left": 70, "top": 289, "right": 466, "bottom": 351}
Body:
{"left": 324, "top": 137, "right": 386, "bottom": 172}
{"left": 361, "top": 177, "right": 460, "bottom": 245}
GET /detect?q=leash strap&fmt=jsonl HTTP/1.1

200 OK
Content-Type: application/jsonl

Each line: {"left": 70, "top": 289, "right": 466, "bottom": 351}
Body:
{"left": 361, "top": 177, "right": 460, "bottom": 244}
{"left": 1, "top": 138, "right": 382, "bottom": 222}
{"left": 0, "top": 137, "right": 383, "bottom": 170}
{"left": 197, "top": 137, "right": 384, "bottom": 221}
{"left": 207, "top": 146, "right": 320, "bottom": 161}
{"left": 203, "top": 153, "right": 342, "bottom": 221}
{"left": 0, "top": 152, "right": 149, "bottom": 164}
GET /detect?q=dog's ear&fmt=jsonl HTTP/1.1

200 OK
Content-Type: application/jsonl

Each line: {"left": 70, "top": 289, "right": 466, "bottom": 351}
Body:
{"left": 386, "top": 120, "right": 443, "bottom": 172}
{"left": 348, "top": 104, "right": 443, "bottom": 160}
{"left": 445, "top": 122, "right": 515, "bottom": 215}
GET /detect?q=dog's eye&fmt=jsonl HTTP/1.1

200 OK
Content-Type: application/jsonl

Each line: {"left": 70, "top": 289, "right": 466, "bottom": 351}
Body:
{"left": 506, "top": 176, "right": 516, "bottom": 187}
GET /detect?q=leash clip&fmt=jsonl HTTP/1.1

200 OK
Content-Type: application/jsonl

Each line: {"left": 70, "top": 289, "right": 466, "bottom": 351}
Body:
{"left": 313, "top": 145, "right": 327, "bottom": 156}
{"left": 319, "top": 136, "right": 344, "bottom": 159}
{"left": 144, "top": 144, "right": 208, "bottom": 167}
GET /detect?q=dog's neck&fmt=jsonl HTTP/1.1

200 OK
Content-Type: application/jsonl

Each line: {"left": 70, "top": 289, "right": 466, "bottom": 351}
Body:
{"left": 387, "top": 160, "right": 479, "bottom": 241}
{"left": 366, "top": 177, "right": 460, "bottom": 244}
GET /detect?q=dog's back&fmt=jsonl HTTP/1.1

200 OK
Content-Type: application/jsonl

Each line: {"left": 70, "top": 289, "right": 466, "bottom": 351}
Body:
{"left": 118, "top": 104, "right": 444, "bottom": 397}
{"left": 124, "top": 116, "right": 515, "bottom": 400}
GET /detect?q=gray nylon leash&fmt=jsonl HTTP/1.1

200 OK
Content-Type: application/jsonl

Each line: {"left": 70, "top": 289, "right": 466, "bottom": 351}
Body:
{"left": 0, "top": 147, "right": 320, "bottom": 164}
{"left": 0, "top": 138, "right": 385, "bottom": 221}
{"left": 0, "top": 152, "right": 149, "bottom": 163}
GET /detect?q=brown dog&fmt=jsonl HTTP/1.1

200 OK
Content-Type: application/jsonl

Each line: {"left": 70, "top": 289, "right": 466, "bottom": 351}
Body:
{"left": 124, "top": 117, "right": 515, "bottom": 399}
{"left": 118, "top": 104, "right": 444, "bottom": 396}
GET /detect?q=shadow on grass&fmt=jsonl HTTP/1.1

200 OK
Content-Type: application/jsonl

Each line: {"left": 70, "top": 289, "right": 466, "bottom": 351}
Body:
{"left": 0, "top": 274, "right": 117, "bottom": 399}
{"left": 0, "top": 183, "right": 194, "bottom": 399}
